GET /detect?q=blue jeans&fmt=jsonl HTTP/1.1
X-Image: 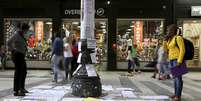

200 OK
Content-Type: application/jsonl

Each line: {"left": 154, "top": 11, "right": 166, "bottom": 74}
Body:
{"left": 53, "top": 55, "right": 64, "bottom": 82}
{"left": 170, "top": 60, "right": 183, "bottom": 97}
{"left": 157, "top": 62, "right": 170, "bottom": 76}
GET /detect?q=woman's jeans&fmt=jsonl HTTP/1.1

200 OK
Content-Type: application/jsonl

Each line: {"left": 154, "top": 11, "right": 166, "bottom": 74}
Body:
{"left": 170, "top": 60, "right": 183, "bottom": 97}
{"left": 64, "top": 57, "right": 72, "bottom": 80}
{"left": 53, "top": 55, "right": 64, "bottom": 82}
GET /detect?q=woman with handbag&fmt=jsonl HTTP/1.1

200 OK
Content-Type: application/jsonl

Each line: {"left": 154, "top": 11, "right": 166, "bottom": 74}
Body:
{"left": 163, "top": 24, "right": 185, "bottom": 101}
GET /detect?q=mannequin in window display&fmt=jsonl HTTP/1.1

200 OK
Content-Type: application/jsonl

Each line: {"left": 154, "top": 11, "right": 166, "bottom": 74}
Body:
{"left": 126, "top": 35, "right": 133, "bottom": 49}
{"left": 62, "top": 24, "right": 70, "bottom": 38}
{"left": 27, "top": 34, "right": 35, "bottom": 48}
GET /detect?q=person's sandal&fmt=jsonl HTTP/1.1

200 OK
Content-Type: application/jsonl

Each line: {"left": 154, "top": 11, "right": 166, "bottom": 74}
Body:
{"left": 172, "top": 96, "right": 181, "bottom": 101}
{"left": 170, "top": 95, "right": 176, "bottom": 98}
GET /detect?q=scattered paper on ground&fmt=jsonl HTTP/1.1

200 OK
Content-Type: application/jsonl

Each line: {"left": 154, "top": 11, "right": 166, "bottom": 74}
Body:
{"left": 121, "top": 91, "right": 137, "bottom": 98}
{"left": 102, "top": 85, "right": 113, "bottom": 91}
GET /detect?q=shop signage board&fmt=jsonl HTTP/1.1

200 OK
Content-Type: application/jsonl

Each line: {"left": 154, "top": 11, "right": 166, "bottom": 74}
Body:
{"left": 65, "top": 8, "right": 105, "bottom": 16}
{"left": 191, "top": 6, "right": 201, "bottom": 16}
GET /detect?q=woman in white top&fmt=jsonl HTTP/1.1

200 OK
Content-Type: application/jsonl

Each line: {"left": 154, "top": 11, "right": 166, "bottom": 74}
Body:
{"left": 63, "top": 37, "right": 73, "bottom": 80}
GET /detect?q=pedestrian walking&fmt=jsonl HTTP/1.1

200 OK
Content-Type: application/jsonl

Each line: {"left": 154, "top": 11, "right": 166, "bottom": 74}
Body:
{"left": 7, "top": 23, "right": 29, "bottom": 96}
{"left": 163, "top": 24, "right": 186, "bottom": 101}
{"left": 63, "top": 36, "right": 73, "bottom": 81}
{"left": 133, "top": 44, "right": 141, "bottom": 73}
{"left": 52, "top": 33, "right": 64, "bottom": 83}
{"left": 126, "top": 46, "right": 134, "bottom": 74}
{"left": 157, "top": 43, "right": 170, "bottom": 80}
{"left": 71, "top": 39, "right": 78, "bottom": 78}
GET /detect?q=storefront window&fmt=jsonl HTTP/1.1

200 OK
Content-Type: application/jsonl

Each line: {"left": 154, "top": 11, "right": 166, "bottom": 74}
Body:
{"left": 178, "top": 19, "right": 201, "bottom": 67}
{"left": 62, "top": 19, "right": 108, "bottom": 64}
{"left": 4, "top": 18, "right": 52, "bottom": 61}
{"left": 116, "top": 19, "right": 164, "bottom": 68}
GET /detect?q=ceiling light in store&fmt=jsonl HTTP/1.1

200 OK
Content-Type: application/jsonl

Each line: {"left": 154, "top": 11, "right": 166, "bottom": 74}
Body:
{"left": 126, "top": 32, "right": 130, "bottom": 34}
{"left": 46, "top": 22, "right": 52, "bottom": 25}
{"left": 193, "top": 20, "right": 197, "bottom": 23}
{"left": 78, "top": 26, "right": 80, "bottom": 28}
{"left": 72, "top": 22, "right": 79, "bottom": 25}
{"left": 107, "top": 0, "right": 111, "bottom": 5}
{"left": 130, "top": 25, "right": 134, "bottom": 28}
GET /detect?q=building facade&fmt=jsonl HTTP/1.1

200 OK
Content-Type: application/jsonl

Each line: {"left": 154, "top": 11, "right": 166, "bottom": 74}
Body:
{"left": 0, "top": 0, "right": 200, "bottom": 70}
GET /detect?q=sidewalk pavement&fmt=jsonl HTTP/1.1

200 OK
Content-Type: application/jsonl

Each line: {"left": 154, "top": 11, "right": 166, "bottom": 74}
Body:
{"left": 0, "top": 70, "right": 201, "bottom": 101}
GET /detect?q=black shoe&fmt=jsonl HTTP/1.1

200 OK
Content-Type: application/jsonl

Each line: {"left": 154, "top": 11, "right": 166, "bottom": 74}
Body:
{"left": 22, "top": 89, "right": 29, "bottom": 93}
{"left": 14, "top": 90, "right": 25, "bottom": 96}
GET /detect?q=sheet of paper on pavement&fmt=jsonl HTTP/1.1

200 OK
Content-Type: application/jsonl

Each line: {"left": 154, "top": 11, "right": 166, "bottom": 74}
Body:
{"left": 32, "top": 85, "right": 53, "bottom": 89}
{"left": 62, "top": 98, "right": 84, "bottom": 101}
{"left": 121, "top": 91, "right": 137, "bottom": 98}
{"left": 116, "top": 88, "right": 134, "bottom": 91}
{"left": 3, "top": 99, "right": 20, "bottom": 101}
{"left": 53, "top": 86, "right": 71, "bottom": 90}
{"left": 140, "top": 95, "right": 169, "bottom": 100}
{"left": 102, "top": 85, "right": 113, "bottom": 91}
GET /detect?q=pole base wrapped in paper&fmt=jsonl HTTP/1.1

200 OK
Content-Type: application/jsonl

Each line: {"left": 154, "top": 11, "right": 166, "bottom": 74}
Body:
{"left": 71, "top": 40, "right": 102, "bottom": 97}
{"left": 71, "top": 65, "right": 102, "bottom": 97}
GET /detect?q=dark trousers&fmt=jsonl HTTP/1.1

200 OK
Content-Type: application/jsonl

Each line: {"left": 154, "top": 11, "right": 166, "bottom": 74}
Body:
{"left": 128, "top": 60, "right": 134, "bottom": 72}
{"left": 71, "top": 57, "right": 78, "bottom": 77}
{"left": 12, "top": 52, "right": 27, "bottom": 92}
{"left": 64, "top": 57, "right": 72, "bottom": 79}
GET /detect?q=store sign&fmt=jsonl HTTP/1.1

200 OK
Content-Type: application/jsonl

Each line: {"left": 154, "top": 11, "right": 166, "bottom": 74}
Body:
{"left": 64, "top": 8, "right": 105, "bottom": 16}
{"left": 191, "top": 6, "right": 201, "bottom": 16}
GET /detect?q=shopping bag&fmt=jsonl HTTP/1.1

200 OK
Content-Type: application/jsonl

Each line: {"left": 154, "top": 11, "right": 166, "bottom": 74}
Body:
{"left": 171, "top": 62, "right": 188, "bottom": 77}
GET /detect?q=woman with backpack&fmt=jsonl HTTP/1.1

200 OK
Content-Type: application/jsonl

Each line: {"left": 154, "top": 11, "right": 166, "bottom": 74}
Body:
{"left": 163, "top": 24, "right": 185, "bottom": 101}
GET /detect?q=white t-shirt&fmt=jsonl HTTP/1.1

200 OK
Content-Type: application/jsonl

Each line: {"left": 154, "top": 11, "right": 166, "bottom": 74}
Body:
{"left": 64, "top": 43, "right": 73, "bottom": 58}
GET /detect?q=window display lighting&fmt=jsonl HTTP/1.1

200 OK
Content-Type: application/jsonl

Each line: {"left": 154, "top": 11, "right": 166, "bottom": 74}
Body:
{"left": 72, "top": 21, "right": 79, "bottom": 25}
{"left": 100, "top": 25, "right": 106, "bottom": 28}
{"left": 46, "top": 22, "right": 52, "bottom": 25}
{"left": 127, "top": 29, "right": 132, "bottom": 31}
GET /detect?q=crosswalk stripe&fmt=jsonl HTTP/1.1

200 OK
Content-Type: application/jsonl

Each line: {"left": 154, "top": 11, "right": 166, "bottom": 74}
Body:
{"left": 129, "top": 80, "right": 157, "bottom": 95}
{"left": 158, "top": 80, "right": 194, "bottom": 100}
